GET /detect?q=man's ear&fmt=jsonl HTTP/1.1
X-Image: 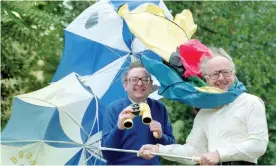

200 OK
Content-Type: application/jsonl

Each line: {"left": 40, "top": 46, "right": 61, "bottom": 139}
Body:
{"left": 123, "top": 82, "right": 127, "bottom": 91}
{"left": 204, "top": 76, "right": 209, "bottom": 84}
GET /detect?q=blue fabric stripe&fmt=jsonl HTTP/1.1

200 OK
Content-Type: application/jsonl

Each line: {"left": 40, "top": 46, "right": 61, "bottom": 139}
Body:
{"left": 99, "top": 56, "right": 131, "bottom": 105}
{"left": 52, "top": 31, "right": 128, "bottom": 82}
{"left": 80, "top": 97, "right": 104, "bottom": 143}
{"left": 1, "top": 98, "right": 56, "bottom": 142}
{"left": 86, "top": 151, "right": 105, "bottom": 165}
{"left": 81, "top": 98, "right": 96, "bottom": 143}
{"left": 65, "top": 149, "right": 82, "bottom": 165}
{"left": 44, "top": 111, "right": 77, "bottom": 148}
{"left": 122, "top": 20, "right": 133, "bottom": 50}
{"left": 138, "top": 50, "right": 161, "bottom": 62}
{"left": 1, "top": 98, "right": 77, "bottom": 147}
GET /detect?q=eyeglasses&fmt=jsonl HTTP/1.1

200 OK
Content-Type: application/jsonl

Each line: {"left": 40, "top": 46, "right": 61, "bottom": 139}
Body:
{"left": 208, "top": 69, "right": 233, "bottom": 80}
{"left": 127, "top": 76, "right": 151, "bottom": 85}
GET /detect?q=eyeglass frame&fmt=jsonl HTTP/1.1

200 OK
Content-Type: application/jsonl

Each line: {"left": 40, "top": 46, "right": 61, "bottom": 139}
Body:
{"left": 207, "top": 69, "right": 233, "bottom": 80}
{"left": 125, "top": 76, "right": 152, "bottom": 85}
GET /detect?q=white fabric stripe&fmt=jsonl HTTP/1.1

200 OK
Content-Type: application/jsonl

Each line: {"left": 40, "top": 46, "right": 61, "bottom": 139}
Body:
{"left": 131, "top": 37, "right": 148, "bottom": 53}
{"left": 78, "top": 148, "right": 86, "bottom": 165}
{"left": 58, "top": 104, "right": 92, "bottom": 144}
{"left": 159, "top": 0, "right": 173, "bottom": 20}
{"left": 85, "top": 131, "right": 102, "bottom": 146}
{"left": 149, "top": 75, "right": 163, "bottom": 100}
{"left": 1, "top": 140, "right": 82, "bottom": 146}
{"left": 1, "top": 142, "right": 81, "bottom": 165}
{"left": 81, "top": 55, "right": 129, "bottom": 99}
{"left": 15, "top": 96, "right": 91, "bottom": 144}
{"left": 65, "top": 0, "right": 129, "bottom": 52}
{"left": 86, "top": 148, "right": 106, "bottom": 162}
{"left": 59, "top": 97, "right": 92, "bottom": 144}
{"left": 18, "top": 73, "right": 92, "bottom": 106}
{"left": 17, "top": 73, "right": 94, "bottom": 144}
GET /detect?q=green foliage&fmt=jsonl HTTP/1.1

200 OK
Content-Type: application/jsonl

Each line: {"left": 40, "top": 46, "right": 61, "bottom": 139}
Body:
{"left": 1, "top": 1, "right": 94, "bottom": 129}
{"left": 1, "top": 1, "right": 275, "bottom": 165}
{"left": 163, "top": 1, "right": 276, "bottom": 165}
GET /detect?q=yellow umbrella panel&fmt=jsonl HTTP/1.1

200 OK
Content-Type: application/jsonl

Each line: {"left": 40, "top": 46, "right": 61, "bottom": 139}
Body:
{"left": 118, "top": 4, "right": 197, "bottom": 63}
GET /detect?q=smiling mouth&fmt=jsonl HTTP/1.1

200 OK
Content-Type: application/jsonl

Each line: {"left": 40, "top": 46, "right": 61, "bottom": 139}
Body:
{"left": 134, "top": 89, "right": 145, "bottom": 92}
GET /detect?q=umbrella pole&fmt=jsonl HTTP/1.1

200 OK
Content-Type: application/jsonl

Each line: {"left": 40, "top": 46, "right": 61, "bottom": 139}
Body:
{"left": 99, "top": 147, "right": 199, "bottom": 162}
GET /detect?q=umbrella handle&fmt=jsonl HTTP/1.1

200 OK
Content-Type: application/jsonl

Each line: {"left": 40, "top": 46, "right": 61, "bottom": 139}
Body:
{"left": 99, "top": 147, "right": 200, "bottom": 162}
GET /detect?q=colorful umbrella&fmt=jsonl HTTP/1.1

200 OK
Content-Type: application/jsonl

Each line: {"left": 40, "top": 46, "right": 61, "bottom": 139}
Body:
{"left": 119, "top": 4, "right": 246, "bottom": 108}
{"left": 1, "top": 0, "right": 173, "bottom": 165}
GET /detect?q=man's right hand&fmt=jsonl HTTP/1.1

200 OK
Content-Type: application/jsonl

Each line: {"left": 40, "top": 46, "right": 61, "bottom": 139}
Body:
{"left": 138, "top": 144, "right": 159, "bottom": 160}
{"left": 117, "top": 106, "right": 134, "bottom": 130}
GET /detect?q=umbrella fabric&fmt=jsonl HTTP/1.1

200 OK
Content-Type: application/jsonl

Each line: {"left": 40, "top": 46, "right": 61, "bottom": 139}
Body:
{"left": 141, "top": 55, "right": 246, "bottom": 109}
{"left": 178, "top": 39, "right": 212, "bottom": 78}
{"left": 51, "top": 0, "right": 172, "bottom": 104}
{"left": 118, "top": 6, "right": 246, "bottom": 109}
{"left": 118, "top": 4, "right": 197, "bottom": 63}
{"left": 1, "top": 0, "right": 172, "bottom": 165}
{"left": 1, "top": 73, "right": 105, "bottom": 165}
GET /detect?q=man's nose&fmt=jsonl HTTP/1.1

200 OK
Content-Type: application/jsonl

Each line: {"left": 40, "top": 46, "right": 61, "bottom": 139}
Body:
{"left": 217, "top": 73, "right": 224, "bottom": 80}
{"left": 137, "top": 80, "right": 143, "bottom": 85}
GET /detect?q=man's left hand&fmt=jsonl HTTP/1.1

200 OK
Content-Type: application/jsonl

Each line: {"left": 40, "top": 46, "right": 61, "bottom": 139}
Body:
{"left": 199, "top": 151, "right": 220, "bottom": 165}
{"left": 149, "top": 120, "right": 162, "bottom": 139}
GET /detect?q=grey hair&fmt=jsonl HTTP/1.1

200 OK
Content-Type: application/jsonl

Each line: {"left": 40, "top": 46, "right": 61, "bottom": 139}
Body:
{"left": 121, "top": 61, "right": 152, "bottom": 83}
{"left": 200, "top": 47, "right": 236, "bottom": 76}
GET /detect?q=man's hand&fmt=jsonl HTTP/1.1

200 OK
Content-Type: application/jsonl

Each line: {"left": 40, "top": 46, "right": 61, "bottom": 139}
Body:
{"left": 138, "top": 144, "right": 159, "bottom": 160}
{"left": 117, "top": 106, "right": 134, "bottom": 130}
{"left": 199, "top": 151, "right": 220, "bottom": 165}
{"left": 149, "top": 120, "right": 162, "bottom": 139}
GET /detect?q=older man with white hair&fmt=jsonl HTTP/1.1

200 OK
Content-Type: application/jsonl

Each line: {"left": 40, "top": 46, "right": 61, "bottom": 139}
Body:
{"left": 138, "top": 48, "right": 269, "bottom": 165}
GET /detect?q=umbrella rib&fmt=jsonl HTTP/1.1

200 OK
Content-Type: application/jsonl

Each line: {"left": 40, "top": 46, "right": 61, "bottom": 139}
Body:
{"left": 86, "top": 148, "right": 105, "bottom": 161}
{"left": 17, "top": 96, "right": 92, "bottom": 142}
{"left": 80, "top": 55, "right": 130, "bottom": 79}
{"left": 103, "top": 44, "right": 127, "bottom": 59}
{"left": 84, "top": 148, "right": 102, "bottom": 164}
{"left": 1, "top": 140, "right": 83, "bottom": 146}
{"left": 86, "top": 87, "right": 100, "bottom": 138}
{"left": 108, "top": 60, "right": 131, "bottom": 86}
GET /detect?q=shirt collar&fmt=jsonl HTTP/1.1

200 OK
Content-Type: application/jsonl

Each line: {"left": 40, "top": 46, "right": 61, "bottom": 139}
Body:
{"left": 128, "top": 97, "right": 147, "bottom": 104}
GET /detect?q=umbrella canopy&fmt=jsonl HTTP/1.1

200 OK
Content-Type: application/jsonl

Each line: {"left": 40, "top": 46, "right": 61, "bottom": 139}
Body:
{"left": 118, "top": 4, "right": 197, "bottom": 62}
{"left": 118, "top": 5, "right": 246, "bottom": 109}
{"left": 1, "top": 73, "right": 105, "bottom": 165}
{"left": 51, "top": 0, "right": 173, "bottom": 104}
{"left": 1, "top": 0, "right": 173, "bottom": 165}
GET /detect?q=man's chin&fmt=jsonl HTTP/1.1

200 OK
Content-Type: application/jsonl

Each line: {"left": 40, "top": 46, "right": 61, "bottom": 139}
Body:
{"left": 216, "top": 86, "right": 228, "bottom": 91}
{"left": 133, "top": 94, "right": 147, "bottom": 101}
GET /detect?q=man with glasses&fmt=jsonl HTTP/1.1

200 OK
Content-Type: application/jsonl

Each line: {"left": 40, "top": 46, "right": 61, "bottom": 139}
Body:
{"left": 138, "top": 48, "right": 268, "bottom": 165}
{"left": 101, "top": 62, "right": 175, "bottom": 165}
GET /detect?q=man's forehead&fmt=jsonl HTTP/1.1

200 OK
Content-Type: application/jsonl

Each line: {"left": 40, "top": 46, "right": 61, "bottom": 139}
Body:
{"left": 128, "top": 67, "right": 148, "bottom": 76}
{"left": 206, "top": 57, "right": 232, "bottom": 69}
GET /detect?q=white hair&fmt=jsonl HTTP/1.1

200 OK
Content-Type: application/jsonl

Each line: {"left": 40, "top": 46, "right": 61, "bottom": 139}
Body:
{"left": 200, "top": 47, "right": 236, "bottom": 76}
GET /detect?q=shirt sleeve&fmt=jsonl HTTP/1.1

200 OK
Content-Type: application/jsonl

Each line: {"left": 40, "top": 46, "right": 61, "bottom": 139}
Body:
{"left": 158, "top": 111, "right": 208, "bottom": 164}
{"left": 101, "top": 104, "right": 125, "bottom": 161}
{"left": 217, "top": 99, "right": 269, "bottom": 162}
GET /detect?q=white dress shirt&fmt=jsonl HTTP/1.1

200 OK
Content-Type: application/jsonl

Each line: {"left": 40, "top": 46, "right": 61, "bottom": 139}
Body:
{"left": 159, "top": 93, "right": 269, "bottom": 164}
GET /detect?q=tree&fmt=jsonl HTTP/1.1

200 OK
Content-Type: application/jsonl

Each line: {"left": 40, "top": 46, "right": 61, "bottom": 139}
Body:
{"left": 1, "top": 1, "right": 94, "bottom": 129}
{"left": 162, "top": 1, "right": 276, "bottom": 165}
{"left": 1, "top": 1, "right": 275, "bottom": 165}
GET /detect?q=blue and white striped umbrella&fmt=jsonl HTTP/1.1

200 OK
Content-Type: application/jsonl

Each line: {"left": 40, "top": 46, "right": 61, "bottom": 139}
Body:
{"left": 1, "top": 0, "right": 172, "bottom": 165}
{"left": 52, "top": 0, "right": 172, "bottom": 104}
{"left": 1, "top": 73, "right": 105, "bottom": 165}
